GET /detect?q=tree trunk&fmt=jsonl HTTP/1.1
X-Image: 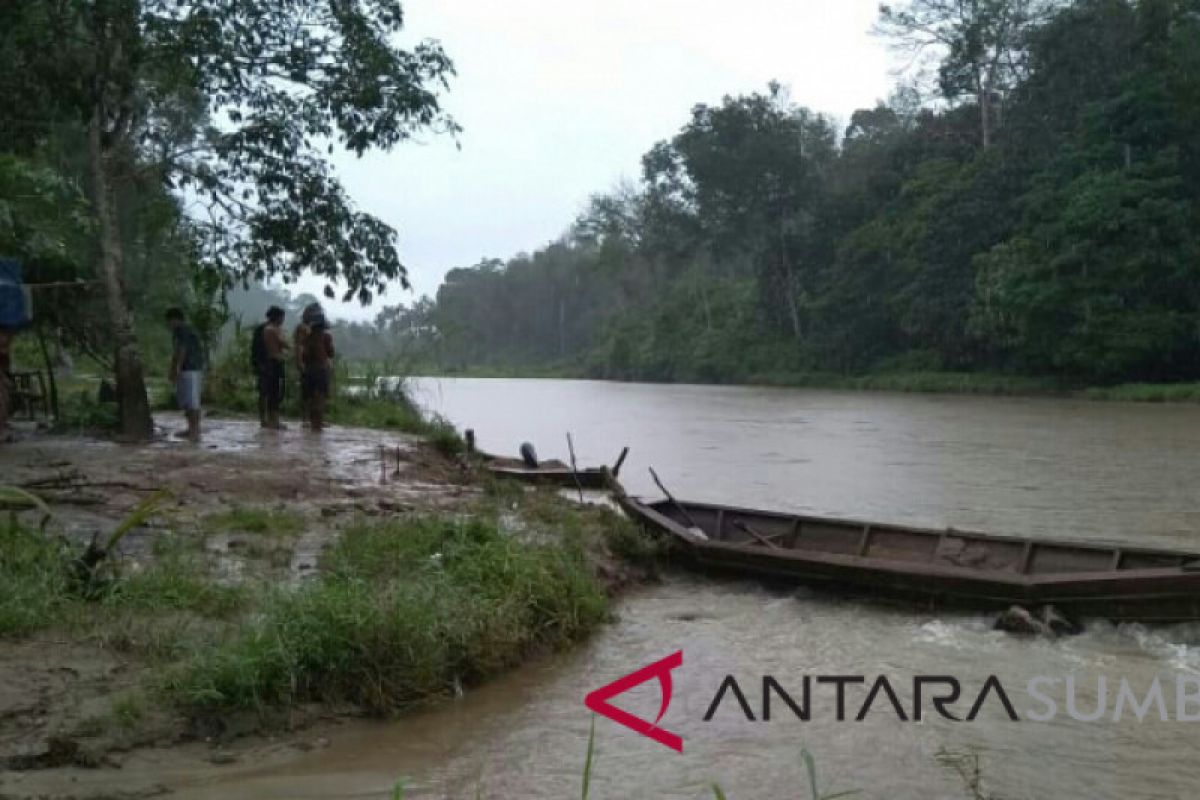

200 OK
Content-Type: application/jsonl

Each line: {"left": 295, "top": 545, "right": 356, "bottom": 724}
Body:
{"left": 88, "top": 110, "right": 154, "bottom": 440}
{"left": 698, "top": 282, "right": 713, "bottom": 333}
{"left": 784, "top": 272, "right": 803, "bottom": 343}
{"left": 779, "top": 221, "right": 803, "bottom": 342}
{"left": 557, "top": 294, "right": 566, "bottom": 358}
{"left": 978, "top": 76, "right": 993, "bottom": 149}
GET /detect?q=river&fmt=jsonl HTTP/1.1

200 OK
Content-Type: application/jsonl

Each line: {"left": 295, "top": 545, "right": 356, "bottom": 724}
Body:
{"left": 199, "top": 378, "right": 1200, "bottom": 799}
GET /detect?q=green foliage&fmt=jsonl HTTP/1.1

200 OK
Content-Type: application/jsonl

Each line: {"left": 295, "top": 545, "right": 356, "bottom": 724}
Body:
{"left": 0, "top": 517, "right": 72, "bottom": 636}
{"left": 110, "top": 693, "right": 146, "bottom": 730}
{"left": 0, "top": 153, "right": 88, "bottom": 261}
{"left": 104, "top": 554, "right": 247, "bottom": 620}
{"left": 0, "top": 0, "right": 458, "bottom": 439}
{"left": 601, "top": 514, "right": 666, "bottom": 567}
{"left": 403, "top": 0, "right": 1200, "bottom": 390}
{"left": 1081, "top": 381, "right": 1200, "bottom": 402}
{"left": 581, "top": 717, "right": 596, "bottom": 800}
{"left": 204, "top": 507, "right": 305, "bottom": 539}
{"left": 164, "top": 515, "right": 608, "bottom": 713}
{"left": 0, "top": 516, "right": 243, "bottom": 639}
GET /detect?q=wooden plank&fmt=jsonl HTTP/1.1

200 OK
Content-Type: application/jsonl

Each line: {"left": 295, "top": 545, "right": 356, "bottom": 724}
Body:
{"left": 1018, "top": 541, "right": 1035, "bottom": 575}
{"left": 857, "top": 525, "right": 873, "bottom": 557}
{"left": 787, "top": 517, "right": 801, "bottom": 548}
{"left": 933, "top": 530, "right": 947, "bottom": 563}
{"left": 734, "top": 520, "right": 783, "bottom": 550}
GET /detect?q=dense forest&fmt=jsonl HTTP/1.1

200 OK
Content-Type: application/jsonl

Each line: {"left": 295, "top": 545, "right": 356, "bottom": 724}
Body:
{"left": 3, "top": 0, "right": 1199, "bottom": 426}
{"left": 400, "top": 0, "right": 1200, "bottom": 386}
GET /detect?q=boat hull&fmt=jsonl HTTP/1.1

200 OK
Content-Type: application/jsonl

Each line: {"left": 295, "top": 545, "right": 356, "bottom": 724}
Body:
{"left": 616, "top": 495, "right": 1200, "bottom": 622}
{"left": 484, "top": 463, "right": 612, "bottom": 490}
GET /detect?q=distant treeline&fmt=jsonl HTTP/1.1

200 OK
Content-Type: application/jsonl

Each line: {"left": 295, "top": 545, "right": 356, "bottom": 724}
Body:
{"left": 393, "top": 0, "right": 1200, "bottom": 385}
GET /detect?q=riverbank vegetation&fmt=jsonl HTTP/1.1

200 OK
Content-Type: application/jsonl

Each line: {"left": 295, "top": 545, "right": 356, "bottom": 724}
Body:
{"left": 1, "top": 479, "right": 644, "bottom": 762}
{"left": 360, "top": 0, "right": 1200, "bottom": 396}
{"left": 165, "top": 514, "right": 609, "bottom": 714}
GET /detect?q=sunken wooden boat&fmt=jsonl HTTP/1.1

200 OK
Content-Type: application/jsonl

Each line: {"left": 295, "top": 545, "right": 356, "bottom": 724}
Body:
{"left": 615, "top": 492, "right": 1200, "bottom": 622}
{"left": 483, "top": 447, "right": 629, "bottom": 490}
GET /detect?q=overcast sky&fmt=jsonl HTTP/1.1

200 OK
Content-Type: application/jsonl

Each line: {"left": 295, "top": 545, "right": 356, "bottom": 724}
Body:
{"left": 297, "top": 0, "right": 893, "bottom": 320}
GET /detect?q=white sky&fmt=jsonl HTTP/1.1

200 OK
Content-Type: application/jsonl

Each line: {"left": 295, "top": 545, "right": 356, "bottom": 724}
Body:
{"left": 295, "top": 0, "right": 893, "bottom": 320}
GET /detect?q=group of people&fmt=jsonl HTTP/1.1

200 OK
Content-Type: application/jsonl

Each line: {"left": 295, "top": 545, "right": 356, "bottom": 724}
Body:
{"left": 164, "top": 302, "right": 335, "bottom": 443}
{"left": 251, "top": 302, "right": 335, "bottom": 432}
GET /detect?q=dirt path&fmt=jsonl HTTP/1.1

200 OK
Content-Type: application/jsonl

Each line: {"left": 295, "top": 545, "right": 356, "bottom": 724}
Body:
{"left": 5, "top": 413, "right": 473, "bottom": 532}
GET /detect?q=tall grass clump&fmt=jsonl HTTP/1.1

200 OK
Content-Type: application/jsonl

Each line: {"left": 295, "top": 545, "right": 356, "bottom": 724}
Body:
{"left": 327, "top": 370, "right": 466, "bottom": 453}
{"left": 0, "top": 515, "right": 244, "bottom": 643}
{"left": 164, "top": 515, "right": 608, "bottom": 714}
{"left": 102, "top": 550, "right": 248, "bottom": 620}
{"left": 0, "top": 517, "right": 73, "bottom": 636}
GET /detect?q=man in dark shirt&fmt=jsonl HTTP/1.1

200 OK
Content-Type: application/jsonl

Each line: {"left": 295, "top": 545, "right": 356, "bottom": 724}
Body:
{"left": 166, "top": 308, "right": 205, "bottom": 442}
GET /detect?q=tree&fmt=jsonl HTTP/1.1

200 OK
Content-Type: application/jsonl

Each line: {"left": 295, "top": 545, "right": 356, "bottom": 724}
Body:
{"left": 972, "top": 0, "right": 1200, "bottom": 380}
{"left": 0, "top": 155, "right": 88, "bottom": 264}
{"left": 2, "top": 1, "right": 455, "bottom": 438}
{"left": 644, "top": 85, "right": 837, "bottom": 340}
{"left": 877, "top": 0, "right": 1059, "bottom": 148}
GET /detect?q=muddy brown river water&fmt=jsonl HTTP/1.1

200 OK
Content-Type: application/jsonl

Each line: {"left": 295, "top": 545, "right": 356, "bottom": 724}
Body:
{"left": 62, "top": 380, "right": 1200, "bottom": 799}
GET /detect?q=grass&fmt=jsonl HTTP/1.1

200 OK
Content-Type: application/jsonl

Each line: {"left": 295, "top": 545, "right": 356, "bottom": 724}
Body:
{"left": 454, "top": 724, "right": 861, "bottom": 800}
{"left": 162, "top": 514, "right": 609, "bottom": 715}
{"left": 748, "top": 369, "right": 1064, "bottom": 396}
{"left": 0, "top": 517, "right": 73, "bottom": 636}
{"left": 111, "top": 692, "right": 146, "bottom": 730}
{"left": 102, "top": 549, "right": 247, "bottom": 620}
{"left": 52, "top": 386, "right": 120, "bottom": 433}
{"left": 3, "top": 494, "right": 625, "bottom": 754}
{"left": 204, "top": 506, "right": 305, "bottom": 538}
{"left": 422, "top": 361, "right": 1200, "bottom": 405}
{"left": 0, "top": 515, "right": 246, "bottom": 645}
{"left": 201, "top": 506, "right": 307, "bottom": 564}
{"left": 197, "top": 339, "right": 468, "bottom": 454}
{"left": 1081, "top": 381, "right": 1200, "bottom": 403}
{"left": 327, "top": 393, "right": 465, "bottom": 455}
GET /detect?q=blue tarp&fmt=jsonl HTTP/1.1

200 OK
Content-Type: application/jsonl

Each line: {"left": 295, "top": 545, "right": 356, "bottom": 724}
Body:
{"left": 0, "top": 258, "right": 31, "bottom": 328}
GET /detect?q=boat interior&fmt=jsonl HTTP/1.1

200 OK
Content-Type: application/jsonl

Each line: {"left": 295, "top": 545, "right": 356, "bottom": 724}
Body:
{"left": 646, "top": 499, "right": 1200, "bottom": 577}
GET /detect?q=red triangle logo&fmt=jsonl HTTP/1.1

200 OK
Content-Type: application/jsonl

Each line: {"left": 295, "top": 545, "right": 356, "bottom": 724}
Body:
{"left": 584, "top": 650, "right": 684, "bottom": 752}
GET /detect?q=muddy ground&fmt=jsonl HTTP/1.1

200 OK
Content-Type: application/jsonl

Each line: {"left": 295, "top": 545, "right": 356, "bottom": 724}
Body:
{"left": 0, "top": 413, "right": 502, "bottom": 799}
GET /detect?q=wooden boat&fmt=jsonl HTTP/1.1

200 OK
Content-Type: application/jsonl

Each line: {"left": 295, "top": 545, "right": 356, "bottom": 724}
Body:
{"left": 483, "top": 447, "right": 629, "bottom": 490}
{"left": 615, "top": 492, "right": 1200, "bottom": 622}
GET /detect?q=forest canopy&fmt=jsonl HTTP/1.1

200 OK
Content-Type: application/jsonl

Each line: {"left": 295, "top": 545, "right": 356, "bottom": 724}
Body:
{"left": 402, "top": 0, "right": 1200, "bottom": 386}
{"left": 0, "top": 0, "right": 455, "bottom": 437}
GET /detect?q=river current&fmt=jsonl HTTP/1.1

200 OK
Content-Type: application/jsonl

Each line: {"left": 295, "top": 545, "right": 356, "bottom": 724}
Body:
{"left": 192, "top": 378, "right": 1200, "bottom": 799}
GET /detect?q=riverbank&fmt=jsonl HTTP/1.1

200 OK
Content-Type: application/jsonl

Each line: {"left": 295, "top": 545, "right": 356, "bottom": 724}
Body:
{"left": 0, "top": 413, "right": 653, "bottom": 794}
{"left": 417, "top": 365, "right": 1200, "bottom": 403}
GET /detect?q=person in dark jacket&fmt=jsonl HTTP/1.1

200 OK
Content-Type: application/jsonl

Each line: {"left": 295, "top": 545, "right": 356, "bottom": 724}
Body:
{"left": 166, "top": 308, "right": 205, "bottom": 442}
